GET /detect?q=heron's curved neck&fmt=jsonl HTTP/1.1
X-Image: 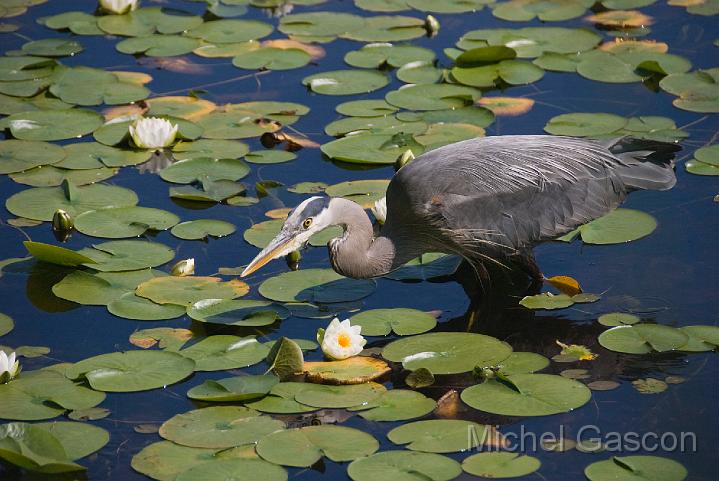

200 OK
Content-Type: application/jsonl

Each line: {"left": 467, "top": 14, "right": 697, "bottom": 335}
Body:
{"left": 327, "top": 198, "right": 415, "bottom": 279}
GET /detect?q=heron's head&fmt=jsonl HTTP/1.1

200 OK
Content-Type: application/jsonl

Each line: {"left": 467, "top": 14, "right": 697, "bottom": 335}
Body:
{"left": 241, "top": 196, "right": 334, "bottom": 277}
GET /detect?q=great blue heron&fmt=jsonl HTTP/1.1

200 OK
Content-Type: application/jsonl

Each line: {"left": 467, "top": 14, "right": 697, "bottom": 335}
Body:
{"left": 241, "top": 135, "right": 679, "bottom": 283}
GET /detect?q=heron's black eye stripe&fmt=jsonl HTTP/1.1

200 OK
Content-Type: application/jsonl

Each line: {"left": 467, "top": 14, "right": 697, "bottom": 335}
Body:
{"left": 303, "top": 218, "right": 313, "bottom": 229}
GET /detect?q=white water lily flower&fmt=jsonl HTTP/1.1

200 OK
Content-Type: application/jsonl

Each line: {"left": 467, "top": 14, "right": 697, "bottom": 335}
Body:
{"left": 100, "top": 0, "right": 138, "bottom": 15}
{"left": 371, "top": 197, "right": 387, "bottom": 224}
{"left": 0, "top": 351, "right": 20, "bottom": 384}
{"left": 321, "top": 318, "right": 366, "bottom": 360}
{"left": 129, "top": 117, "right": 178, "bottom": 150}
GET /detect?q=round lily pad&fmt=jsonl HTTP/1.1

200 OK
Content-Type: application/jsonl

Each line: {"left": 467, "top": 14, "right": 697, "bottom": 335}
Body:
{"left": 6, "top": 183, "right": 138, "bottom": 221}
{"left": 171, "top": 219, "right": 236, "bottom": 240}
{"left": 462, "top": 452, "right": 541, "bottom": 478}
{"left": 245, "top": 382, "right": 317, "bottom": 414}
{"left": 294, "top": 382, "right": 386, "bottom": 408}
{"left": 79, "top": 240, "right": 175, "bottom": 272}
{"left": 3, "top": 109, "right": 104, "bottom": 141}
{"left": 245, "top": 150, "right": 297, "bottom": 164}
{"left": 383, "top": 332, "right": 512, "bottom": 374}
{"left": 10, "top": 165, "right": 118, "bottom": 187}
{"left": 349, "top": 308, "right": 436, "bottom": 336}
{"left": 460, "top": 373, "right": 592, "bottom": 416}
{"left": 233, "top": 47, "right": 311, "bottom": 70}
{"left": 136, "top": 276, "right": 249, "bottom": 306}
{"left": 388, "top": 419, "right": 490, "bottom": 453}
{"left": 584, "top": 455, "right": 687, "bottom": 481}
{"left": 279, "top": 12, "right": 363, "bottom": 38}
{"left": 197, "top": 111, "right": 281, "bottom": 139}
{"left": 519, "top": 293, "right": 574, "bottom": 310}
{"left": 336, "top": 99, "right": 399, "bottom": 117}
{"left": 496, "top": 352, "right": 550, "bottom": 374}
{"left": 131, "top": 441, "right": 222, "bottom": 481}
{"left": 256, "top": 425, "right": 379, "bottom": 467}
{"left": 569, "top": 209, "right": 658, "bottom": 244}
{"left": 259, "top": 268, "right": 376, "bottom": 303}
{"left": 172, "top": 139, "right": 249, "bottom": 161}
{"left": 187, "top": 374, "right": 279, "bottom": 402}
{"left": 187, "top": 299, "right": 290, "bottom": 327}
{"left": 349, "top": 389, "right": 435, "bottom": 421}
{"left": 35, "top": 421, "right": 109, "bottom": 461}
{"left": 97, "top": 7, "right": 203, "bottom": 37}
{"left": 544, "top": 112, "right": 628, "bottom": 136}
{"left": 49, "top": 67, "right": 150, "bottom": 106}
{"left": 65, "top": 350, "right": 195, "bottom": 392}
{"left": 341, "top": 16, "right": 426, "bottom": 42}
{"left": 58, "top": 142, "right": 151, "bottom": 169}
{"left": 598, "top": 312, "right": 641, "bottom": 327}
{"left": 117, "top": 35, "right": 201, "bottom": 57}
{"left": 598, "top": 324, "right": 689, "bottom": 354}
{"left": 186, "top": 19, "right": 273, "bottom": 43}
{"left": 0, "top": 313, "right": 13, "bottom": 337}
{"left": 160, "top": 406, "right": 283, "bottom": 449}
{"left": 178, "top": 335, "right": 269, "bottom": 371}
{"left": 21, "top": 38, "right": 82, "bottom": 57}
{"left": 108, "top": 292, "right": 186, "bottom": 321}
{"left": 303, "top": 70, "right": 389, "bottom": 95}
{"left": 160, "top": 158, "right": 250, "bottom": 184}
{"left": 0, "top": 140, "right": 65, "bottom": 174}
{"left": 322, "top": 133, "right": 424, "bottom": 165}
{"left": 302, "top": 357, "right": 391, "bottom": 384}
{"left": 0, "top": 422, "right": 83, "bottom": 473}
{"left": 53, "top": 269, "right": 165, "bottom": 306}
{"left": 74, "top": 206, "right": 179, "bottom": 238}
{"left": 385, "top": 83, "right": 480, "bottom": 110}
{"left": 176, "top": 458, "right": 287, "bottom": 481}
{"left": 679, "top": 325, "right": 719, "bottom": 352}
{"left": 348, "top": 451, "right": 462, "bottom": 481}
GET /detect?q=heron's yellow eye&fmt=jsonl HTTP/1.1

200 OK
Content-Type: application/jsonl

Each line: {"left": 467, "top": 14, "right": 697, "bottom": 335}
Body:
{"left": 303, "top": 218, "right": 313, "bottom": 229}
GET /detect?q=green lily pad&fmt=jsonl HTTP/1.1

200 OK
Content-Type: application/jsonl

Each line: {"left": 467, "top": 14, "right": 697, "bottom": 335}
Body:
{"left": 10, "top": 165, "right": 118, "bottom": 187}
{"left": 0, "top": 422, "right": 83, "bottom": 473}
{"left": 408, "top": 0, "right": 491, "bottom": 12}
{"left": 49, "top": 67, "right": 150, "bottom": 106}
{"left": 462, "top": 452, "right": 541, "bottom": 478}
{"left": 170, "top": 219, "right": 236, "bottom": 240}
{"left": 259, "top": 268, "right": 376, "bottom": 303}
{"left": 161, "top": 158, "right": 250, "bottom": 184}
{"left": 37, "top": 11, "right": 102, "bottom": 35}
{"left": 458, "top": 27, "right": 601, "bottom": 58}
{"left": 187, "top": 374, "right": 279, "bottom": 402}
{"left": 384, "top": 253, "right": 462, "bottom": 280}
{"left": 598, "top": 312, "right": 641, "bottom": 326}
{"left": 348, "top": 451, "right": 462, "bottom": 481}
{"left": 383, "top": 332, "right": 512, "bottom": 374}
{"left": 176, "top": 458, "right": 287, "bottom": 481}
{"left": 0, "top": 313, "right": 12, "bottom": 337}
{"left": 6, "top": 182, "right": 138, "bottom": 221}
{"left": 0, "top": 91, "right": 73, "bottom": 115}
{"left": 279, "top": 12, "right": 363, "bottom": 39}
{"left": 256, "top": 425, "right": 379, "bottom": 467}
{"left": 178, "top": 335, "right": 269, "bottom": 371}
{"left": 79, "top": 240, "right": 175, "bottom": 272}
{"left": 196, "top": 111, "right": 281, "bottom": 139}
{"left": 336, "top": 99, "right": 398, "bottom": 117}
{"left": 659, "top": 68, "right": 719, "bottom": 113}
{"left": 172, "top": 139, "right": 249, "bottom": 161}
{"left": 245, "top": 382, "right": 317, "bottom": 414}
{"left": 35, "top": 421, "right": 109, "bottom": 461}
{"left": 397, "top": 60, "right": 444, "bottom": 84}
{"left": 23, "top": 241, "right": 96, "bottom": 267}
{"left": 558, "top": 209, "right": 658, "bottom": 244}
{"left": 324, "top": 114, "right": 426, "bottom": 137}
{"left": 233, "top": 47, "right": 311, "bottom": 70}
{"left": 2, "top": 109, "right": 104, "bottom": 141}
{"left": 544, "top": 112, "right": 628, "bottom": 136}
{"left": 108, "top": 292, "right": 187, "bottom": 321}
{"left": 598, "top": 324, "right": 689, "bottom": 354}
{"left": 58, "top": 142, "right": 152, "bottom": 169}
{"left": 53, "top": 269, "right": 165, "bottom": 306}
{"left": 0, "top": 139, "right": 65, "bottom": 174}
{"left": 385, "top": 83, "right": 480, "bottom": 110}
{"left": 349, "top": 308, "right": 436, "bottom": 336}
{"left": 345, "top": 44, "right": 435, "bottom": 69}
{"left": 160, "top": 406, "right": 283, "bottom": 449}
{"left": 65, "top": 350, "right": 195, "bottom": 392}
{"left": 131, "top": 441, "right": 223, "bottom": 481}
{"left": 74, "top": 206, "right": 179, "bottom": 238}
{"left": 0, "top": 369, "right": 105, "bottom": 421}
{"left": 245, "top": 150, "right": 297, "bottom": 164}
{"left": 303, "top": 70, "right": 389, "bottom": 95}
{"left": 679, "top": 325, "right": 719, "bottom": 352}
{"left": 117, "top": 35, "right": 201, "bottom": 57}
{"left": 322, "top": 133, "right": 424, "bottom": 165}
{"left": 585, "top": 456, "right": 687, "bottom": 481}
{"left": 460, "top": 373, "right": 592, "bottom": 416}
{"left": 492, "top": 0, "right": 594, "bottom": 22}
{"left": 169, "top": 179, "right": 246, "bottom": 203}
{"left": 341, "top": 15, "right": 426, "bottom": 42}
{"left": 186, "top": 19, "right": 273, "bottom": 43}
{"left": 136, "top": 276, "right": 248, "bottom": 306}
{"left": 294, "top": 382, "right": 386, "bottom": 408}
{"left": 302, "top": 357, "right": 391, "bottom": 384}
{"left": 97, "top": 7, "right": 203, "bottom": 37}
{"left": 349, "top": 389, "right": 435, "bottom": 421}
{"left": 388, "top": 419, "right": 490, "bottom": 453}
{"left": 188, "top": 299, "right": 290, "bottom": 327}
{"left": 576, "top": 49, "right": 691, "bottom": 84}
{"left": 21, "top": 38, "right": 82, "bottom": 57}
{"left": 519, "top": 292, "right": 574, "bottom": 309}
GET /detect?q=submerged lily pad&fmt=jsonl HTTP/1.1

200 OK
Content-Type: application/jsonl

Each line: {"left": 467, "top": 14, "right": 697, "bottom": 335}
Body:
{"left": 348, "top": 451, "right": 462, "bottom": 481}
{"left": 74, "top": 206, "right": 179, "bottom": 238}
{"left": 584, "top": 456, "right": 687, "bottom": 481}
{"left": 160, "top": 406, "right": 283, "bottom": 449}
{"left": 383, "top": 332, "right": 512, "bottom": 374}
{"left": 461, "top": 373, "right": 592, "bottom": 416}
{"left": 349, "top": 308, "right": 437, "bottom": 336}
{"left": 259, "top": 268, "right": 376, "bottom": 303}
{"left": 462, "top": 452, "right": 541, "bottom": 478}
{"left": 598, "top": 324, "right": 689, "bottom": 354}
{"left": 65, "top": 350, "right": 195, "bottom": 392}
{"left": 178, "top": 335, "right": 269, "bottom": 371}
{"left": 303, "top": 70, "right": 390, "bottom": 95}
{"left": 256, "top": 425, "right": 379, "bottom": 467}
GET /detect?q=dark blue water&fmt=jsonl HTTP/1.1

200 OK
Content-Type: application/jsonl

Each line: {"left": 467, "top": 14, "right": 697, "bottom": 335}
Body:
{"left": 1, "top": 1, "right": 717, "bottom": 480}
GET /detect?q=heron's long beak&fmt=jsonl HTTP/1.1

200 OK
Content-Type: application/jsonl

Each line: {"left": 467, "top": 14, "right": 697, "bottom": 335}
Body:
{"left": 240, "top": 231, "right": 296, "bottom": 277}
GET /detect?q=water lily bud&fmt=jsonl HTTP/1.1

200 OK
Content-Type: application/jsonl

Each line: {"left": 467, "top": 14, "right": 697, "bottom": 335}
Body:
{"left": 99, "top": 0, "right": 138, "bottom": 15}
{"left": 371, "top": 197, "right": 387, "bottom": 225}
{"left": 171, "top": 258, "right": 195, "bottom": 277}
{"left": 425, "top": 15, "right": 440, "bottom": 36}
{"left": 52, "top": 209, "right": 73, "bottom": 232}
{"left": 320, "top": 318, "right": 366, "bottom": 360}
{"left": 0, "top": 351, "right": 20, "bottom": 384}
{"left": 129, "top": 117, "right": 178, "bottom": 150}
{"left": 395, "top": 149, "right": 415, "bottom": 171}
{"left": 286, "top": 250, "right": 301, "bottom": 271}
